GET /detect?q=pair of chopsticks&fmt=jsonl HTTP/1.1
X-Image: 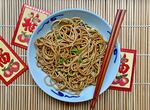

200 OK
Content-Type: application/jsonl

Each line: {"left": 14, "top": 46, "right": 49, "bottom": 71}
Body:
{"left": 90, "top": 9, "right": 126, "bottom": 110}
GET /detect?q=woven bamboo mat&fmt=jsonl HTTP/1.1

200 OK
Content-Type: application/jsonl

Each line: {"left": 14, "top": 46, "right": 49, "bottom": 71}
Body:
{"left": 0, "top": 0, "right": 150, "bottom": 110}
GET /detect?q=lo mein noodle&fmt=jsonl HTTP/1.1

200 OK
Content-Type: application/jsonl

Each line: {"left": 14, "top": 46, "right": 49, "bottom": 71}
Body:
{"left": 35, "top": 17, "right": 107, "bottom": 94}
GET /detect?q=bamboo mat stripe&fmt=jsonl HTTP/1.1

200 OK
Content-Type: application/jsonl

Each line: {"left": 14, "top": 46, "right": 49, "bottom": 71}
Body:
{"left": 1, "top": 25, "right": 150, "bottom": 27}
{"left": 0, "top": 0, "right": 150, "bottom": 110}
{"left": 0, "top": 83, "right": 150, "bottom": 87}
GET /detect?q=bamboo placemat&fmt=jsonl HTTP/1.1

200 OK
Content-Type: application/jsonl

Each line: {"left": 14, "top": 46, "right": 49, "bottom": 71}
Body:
{"left": 0, "top": 0, "right": 150, "bottom": 110}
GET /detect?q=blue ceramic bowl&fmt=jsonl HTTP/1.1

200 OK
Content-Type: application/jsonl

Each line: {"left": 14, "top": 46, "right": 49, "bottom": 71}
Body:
{"left": 27, "top": 9, "right": 120, "bottom": 102}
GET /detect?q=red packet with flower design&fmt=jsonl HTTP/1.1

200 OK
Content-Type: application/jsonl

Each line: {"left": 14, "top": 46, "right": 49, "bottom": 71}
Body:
{"left": 109, "top": 48, "right": 136, "bottom": 91}
{"left": 11, "top": 4, "right": 50, "bottom": 50}
{"left": 0, "top": 36, "right": 28, "bottom": 86}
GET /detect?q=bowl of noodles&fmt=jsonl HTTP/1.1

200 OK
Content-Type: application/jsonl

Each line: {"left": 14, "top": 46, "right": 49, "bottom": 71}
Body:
{"left": 27, "top": 9, "right": 120, "bottom": 102}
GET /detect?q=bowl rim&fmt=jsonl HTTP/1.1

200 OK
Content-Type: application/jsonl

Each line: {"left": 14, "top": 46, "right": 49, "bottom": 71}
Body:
{"left": 27, "top": 8, "right": 120, "bottom": 102}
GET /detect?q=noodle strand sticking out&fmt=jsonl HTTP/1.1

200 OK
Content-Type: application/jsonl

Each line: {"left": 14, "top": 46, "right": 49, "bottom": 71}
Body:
{"left": 35, "top": 17, "right": 107, "bottom": 94}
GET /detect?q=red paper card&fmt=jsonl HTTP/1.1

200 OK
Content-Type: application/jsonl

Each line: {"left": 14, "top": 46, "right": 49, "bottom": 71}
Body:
{"left": 0, "top": 36, "right": 28, "bottom": 86}
{"left": 109, "top": 48, "right": 136, "bottom": 92}
{"left": 11, "top": 4, "right": 50, "bottom": 50}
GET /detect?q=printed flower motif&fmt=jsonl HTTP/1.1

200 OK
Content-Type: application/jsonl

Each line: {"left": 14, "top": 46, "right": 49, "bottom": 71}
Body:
{"left": 10, "top": 62, "right": 20, "bottom": 72}
{"left": 2, "top": 59, "right": 20, "bottom": 78}
{"left": 22, "top": 12, "right": 41, "bottom": 33}
{"left": 112, "top": 74, "right": 129, "bottom": 86}
{"left": 17, "top": 31, "right": 31, "bottom": 43}
{"left": 119, "top": 54, "right": 130, "bottom": 74}
{"left": 112, "top": 54, "right": 130, "bottom": 86}
{"left": 0, "top": 49, "right": 20, "bottom": 78}
{"left": 0, "top": 48, "right": 10, "bottom": 68}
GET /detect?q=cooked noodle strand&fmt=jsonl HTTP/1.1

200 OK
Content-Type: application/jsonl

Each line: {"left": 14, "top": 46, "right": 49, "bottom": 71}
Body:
{"left": 35, "top": 17, "right": 107, "bottom": 94}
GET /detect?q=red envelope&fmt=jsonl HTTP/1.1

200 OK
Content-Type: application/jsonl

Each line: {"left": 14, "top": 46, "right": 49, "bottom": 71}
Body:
{"left": 11, "top": 4, "right": 50, "bottom": 50}
{"left": 109, "top": 48, "right": 136, "bottom": 91}
{"left": 0, "top": 36, "right": 28, "bottom": 86}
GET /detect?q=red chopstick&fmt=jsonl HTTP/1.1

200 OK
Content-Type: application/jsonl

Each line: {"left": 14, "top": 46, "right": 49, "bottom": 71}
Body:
{"left": 90, "top": 9, "right": 126, "bottom": 110}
